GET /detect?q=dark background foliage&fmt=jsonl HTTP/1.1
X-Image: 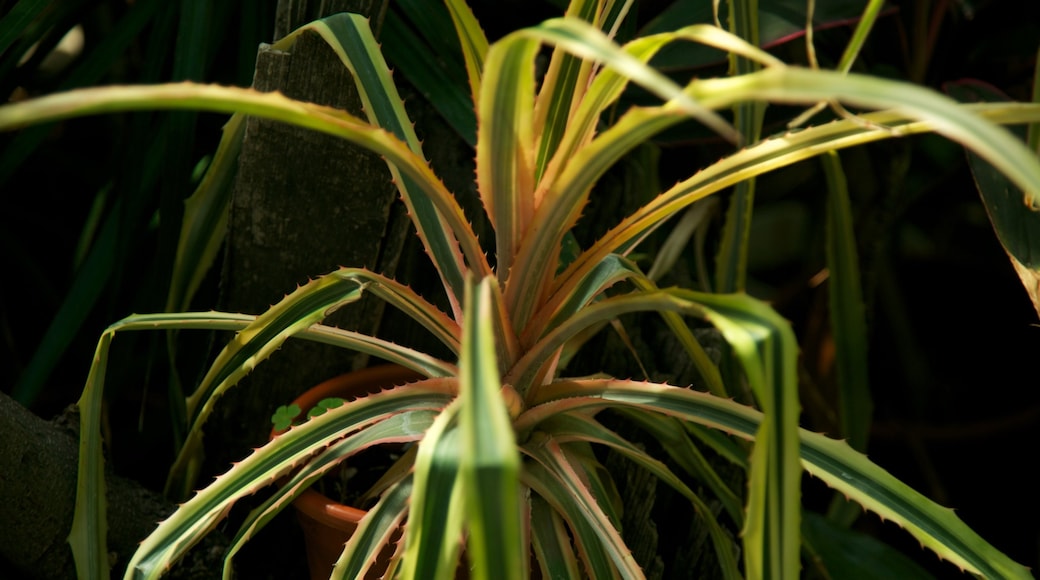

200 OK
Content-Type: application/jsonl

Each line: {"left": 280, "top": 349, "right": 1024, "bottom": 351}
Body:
{"left": 2, "top": 0, "right": 1038, "bottom": 577}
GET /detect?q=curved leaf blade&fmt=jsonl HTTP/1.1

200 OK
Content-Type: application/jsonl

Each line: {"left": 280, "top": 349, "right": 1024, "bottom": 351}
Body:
{"left": 401, "top": 402, "right": 466, "bottom": 580}
{"left": 478, "top": 33, "right": 539, "bottom": 284}
{"left": 548, "top": 100, "right": 1040, "bottom": 319}
{"left": 459, "top": 277, "right": 523, "bottom": 580}
{"left": 542, "top": 413, "right": 741, "bottom": 579}
{"left": 334, "top": 475, "right": 415, "bottom": 580}
{"left": 125, "top": 387, "right": 453, "bottom": 579}
{"left": 821, "top": 151, "right": 872, "bottom": 452}
{"left": 520, "top": 381, "right": 1032, "bottom": 579}
{"left": 224, "top": 411, "right": 435, "bottom": 576}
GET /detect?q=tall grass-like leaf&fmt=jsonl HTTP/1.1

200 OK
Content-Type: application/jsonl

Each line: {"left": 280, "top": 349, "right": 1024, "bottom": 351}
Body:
{"left": 159, "top": 0, "right": 210, "bottom": 299}
{"left": 831, "top": 0, "right": 886, "bottom": 74}
{"left": 0, "top": 0, "right": 51, "bottom": 58}
{"left": 531, "top": 0, "right": 599, "bottom": 182}
{"left": 518, "top": 380, "right": 1033, "bottom": 578}
{"left": 382, "top": 4, "right": 476, "bottom": 145}
{"left": 801, "top": 511, "right": 935, "bottom": 580}
{"left": 0, "top": 79, "right": 489, "bottom": 299}
{"left": 4, "top": 0, "right": 175, "bottom": 408}
{"left": 162, "top": 109, "right": 245, "bottom": 447}
{"left": 549, "top": 97, "right": 1040, "bottom": 319}
{"left": 543, "top": 413, "right": 742, "bottom": 579}
{"left": 1031, "top": 43, "right": 1040, "bottom": 154}
{"left": 821, "top": 150, "right": 872, "bottom": 451}
{"left": 617, "top": 409, "right": 744, "bottom": 525}
{"left": 629, "top": 271, "right": 729, "bottom": 397}
{"left": 524, "top": 441, "right": 641, "bottom": 577}
{"left": 0, "top": 0, "right": 165, "bottom": 183}
{"left": 442, "top": 0, "right": 488, "bottom": 112}
{"left": 274, "top": 13, "right": 486, "bottom": 314}
{"left": 333, "top": 475, "right": 415, "bottom": 580}
{"left": 124, "top": 386, "right": 453, "bottom": 579}
{"left": 477, "top": 32, "right": 539, "bottom": 284}
{"left": 12, "top": 202, "right": 121, "bottom": 405}
{"left": 685, "top": 67, "right": 1040, "bottom": 206}
{"left": 69, "top": 310, "right": 459, "bottom": 577}
{"left": 946, "top": 80, "right": 1040, "bottom": 318}
{"left": 789, "top": 0, "right": 888, "bottom": 127}
{"left": 69, "top": 330, "right": 115, "bottom": 580}
{"left": 223, "top": 411, "right": 437, "bottom": 577}
{"left": 688, "top": 292, "right": 801, "bottom": 580}
{"left": 529, "top": 494, "right": 581, "bottom": 579}
{"left": 641, "top": 0, "right": 885, "bottom": 74}
{"left": 459, "top": 277, "right": 522, "bottom": 580}
{"left": 714, "top": 0, "right": 765, "bottom": 294}
{"left": 166, "top": 113, "right": 245, "bottom": 313}
{"left": 401, "top": 402, "right": 466, "bottom": 580}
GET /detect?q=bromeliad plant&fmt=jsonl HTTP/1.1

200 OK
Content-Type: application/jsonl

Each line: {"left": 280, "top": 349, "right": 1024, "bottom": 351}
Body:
{"left": 2, "top": 0, "right": 1039, "bottom": 578}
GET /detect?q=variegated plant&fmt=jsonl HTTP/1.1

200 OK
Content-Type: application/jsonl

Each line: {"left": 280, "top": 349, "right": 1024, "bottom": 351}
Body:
{"left": 1, "top": 0, "right": 1038, "bottom": 579}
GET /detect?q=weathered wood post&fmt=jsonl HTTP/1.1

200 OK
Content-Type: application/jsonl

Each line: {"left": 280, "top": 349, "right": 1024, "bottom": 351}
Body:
{"left": 206, "top": 1, "right": 480, "bottom": 574}
{"left": 210, "top": 0, "right": 402, "bottom": 472}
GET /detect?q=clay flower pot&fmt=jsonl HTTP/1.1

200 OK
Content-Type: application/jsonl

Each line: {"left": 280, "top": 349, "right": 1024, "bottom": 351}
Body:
{"left": 271, "top": 364, "right": 422, "bottom": 580}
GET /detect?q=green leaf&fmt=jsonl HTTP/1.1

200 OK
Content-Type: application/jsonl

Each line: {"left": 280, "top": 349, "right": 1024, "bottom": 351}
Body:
{"left": 640, "top": 0, "right": 878, "bottom": 70}
{"left": 714, "top": 0, "right": 766, "bottom": 295}
{"left": 687, "top": 67, "right": 1040, "bottom": 208}
{"left": 225, "top": 412, "right": 436, "bottom": 579}
{"left": 531, "top": 0, "right": 599, "bottom": 182}
{"left": 334, "top": 475, "right": 415, "bottom": 580}
{"left": 821, "top": 150, "right": 872, "bottom": 452}
{"left": 166, "top": 113, "right": 245, "bottom": 313}
{"left": 685, "top": 291, "right": 801, "bottom": 580}
{"left": 520, "top": 380, "right": 1032, "bottom": 579}
{"left": 125, "top": 387, "right": 452, "bottom": 579}
{"left": 529, "top": 494, "right": 581, "bottom": 579}
{"left": 617, "top": 409, "right": 744, "bottom": 526}
{"left": 383, "top": 5, "right": 476, "bottom": 146}
{"left": 401, "top": 402, "right": 466, "bottom": 580}
{"left": 477, "top": 30, "right": 539, "bottom": 286}
{"left": 802, "top": 511, "right": 935, "bottom": 580}
{"left": 552, "top": 99, "right": 1040, "bottom": 316}
{"left": 166, "top": 274, "right": 368, "bottom": 498}
{"left": 0, "top": 0, "right": 165, "bottom": 184}
{"left": 0, "top": 0, "right": 50, "bottom": 58}
{"left": 270, "top": 404, "right": 301, "bottom": 431}
{"left": 275, "top": 12, "right": 486, "bottom": 315}
{"left": 307, "top": 397, "right": 346, "bottom": 418}
{"left": 542, "top": 413, "right": 742, "bottom": 579}
{"left": 459, "top": 276, "right": 523, "bottom": 580}
{"left": 69, "top": 309, "right": 458, "bottom": 580}
{"left": 69, "top": 330, "right": 115, "bottom": 580}
{"left": 442, "top": 0, "right": 489, "bottom": 114}
{"left": 524, "top": 442, "right": 638, "bottom": 577}
{"left": 12, "top": 201, "right": 121, "bottom": 405}
{"left": 946, "top": 79, "right": 1040, "bottom": 318}
{"left": 158, "top": 267, "right": 459, "bottom": 499}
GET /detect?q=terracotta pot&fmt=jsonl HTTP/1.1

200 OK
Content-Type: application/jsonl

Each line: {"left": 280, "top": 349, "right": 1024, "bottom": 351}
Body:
{"left": 271, "top": 364, "right": 422, "bottom": 580}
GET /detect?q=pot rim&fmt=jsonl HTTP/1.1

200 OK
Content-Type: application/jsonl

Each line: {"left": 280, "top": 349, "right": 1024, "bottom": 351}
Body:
{"left": 269, "top": 364, "right": 424, "bottom": 529}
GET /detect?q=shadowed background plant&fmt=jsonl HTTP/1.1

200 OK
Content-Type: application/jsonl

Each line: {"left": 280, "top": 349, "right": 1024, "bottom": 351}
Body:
{"left": 2, "top": 1, "right": 1040, "bottom": 580}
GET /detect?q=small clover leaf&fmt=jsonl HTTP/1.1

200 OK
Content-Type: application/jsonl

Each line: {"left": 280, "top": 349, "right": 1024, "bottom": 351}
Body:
{"left": 271, "top": 404, "right": 302, "bottom": 431}
{"left": 307, "top": 397, "right": 345, "bottom": 419}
